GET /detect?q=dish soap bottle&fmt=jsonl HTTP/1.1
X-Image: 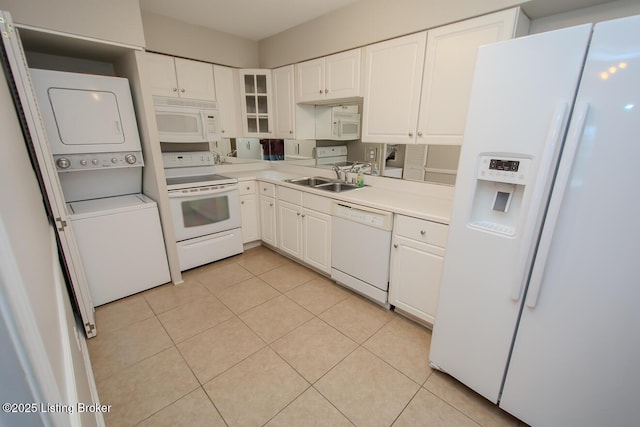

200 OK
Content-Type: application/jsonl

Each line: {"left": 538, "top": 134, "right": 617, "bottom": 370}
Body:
{"left": 356, "top": 169, "right": 364, "bottom": 187}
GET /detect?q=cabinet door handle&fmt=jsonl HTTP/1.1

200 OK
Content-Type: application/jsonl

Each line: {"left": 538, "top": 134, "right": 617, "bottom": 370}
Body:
{"left": 269, "top": 203, "right": 273, "bottom": 207}
{"left": 241, "top": 201, "right": 245, "bottom": 205}
{"left": 324, "top": 89, "right": 328, "bottom": 94}
{"left": 393, "top": 244, "right": 398, "bottom": 248}
{"left": 180, "top": 88, "right": 185, "bottom": 93}
{"left": 408, "top": 132, "right": 414, "bottom": 137}
{"left": 417, "top": 131, "right": 423, "bottom": 137}
{"left": 297, "top": 212, "right": 301, "bottom": 216}
{"left": 172, "top": 87, "right": 178, "bottom": 92}
{"left": 319, "top": 89, "right": 323, "bottom": 94}
{"left": 420, "top": 230, "right": 426, "bottom": 236}
{"left": 301, "top": 214, "right": 305, "bottom": 218}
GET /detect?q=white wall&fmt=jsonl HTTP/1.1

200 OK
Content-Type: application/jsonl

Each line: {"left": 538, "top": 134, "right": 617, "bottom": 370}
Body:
{"left": 530, "top": 0, "right": 640, "bottom": 33}
{"left": 142, "top": 12, "right": 259, "bottom": 68}
{"left": 0, "top": 0, "right": 145, "bottom": 47}
{"left": 258, "top": 0, "right": 523, "bottom": 68}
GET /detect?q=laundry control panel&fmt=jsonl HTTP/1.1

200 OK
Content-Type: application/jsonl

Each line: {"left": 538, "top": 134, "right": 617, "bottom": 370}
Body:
{"left": 54, "top": 151, "right": 143, "bottom": 171}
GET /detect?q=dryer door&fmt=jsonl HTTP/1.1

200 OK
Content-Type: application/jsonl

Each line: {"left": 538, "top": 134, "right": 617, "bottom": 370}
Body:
{"left": 48, "top": 88, "right": 125, "bottom": 146}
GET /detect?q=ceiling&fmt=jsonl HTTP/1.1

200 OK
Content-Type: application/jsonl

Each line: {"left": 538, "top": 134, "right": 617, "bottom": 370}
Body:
{"left": 138, "top": 0, "right": 359, "bottom": 41}
{"left": 139, "top": 0, "right": 617, "bottom": 42}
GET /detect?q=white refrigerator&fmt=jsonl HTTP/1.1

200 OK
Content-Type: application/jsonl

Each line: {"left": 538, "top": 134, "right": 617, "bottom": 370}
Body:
{"left": 430, "top": 15, "right": 640, "bottom": 427}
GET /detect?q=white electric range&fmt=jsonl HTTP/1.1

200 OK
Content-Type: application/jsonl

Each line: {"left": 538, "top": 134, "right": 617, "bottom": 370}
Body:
{"left": 163, "top": 151, "right": 243, "bottom": 271}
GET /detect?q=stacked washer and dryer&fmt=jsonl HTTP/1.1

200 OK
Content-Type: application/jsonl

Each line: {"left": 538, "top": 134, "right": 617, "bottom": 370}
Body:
{"left": 30, "top": 69, "right": 170, "bottom": 306}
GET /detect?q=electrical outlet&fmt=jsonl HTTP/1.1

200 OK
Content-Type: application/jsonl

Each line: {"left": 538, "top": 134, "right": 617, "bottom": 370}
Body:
{"left": 368, "top": 147, "right": 377, "bottom": 160}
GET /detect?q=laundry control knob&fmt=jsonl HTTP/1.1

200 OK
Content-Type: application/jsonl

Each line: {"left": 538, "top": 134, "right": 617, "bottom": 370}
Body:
{"left": 56, "top": 157, "right": 71, "bottom": 169}
{"left": 111, "top": 157, "right": 118, "bottom": 164}
{"left": 92, "top": 159, "right": 99, "bottom": 165}
{"left": 125, "top": 154, "right": 137, "bottom": 164}
{"left": 80, "top": 159, "right": 88, "bottom": 166}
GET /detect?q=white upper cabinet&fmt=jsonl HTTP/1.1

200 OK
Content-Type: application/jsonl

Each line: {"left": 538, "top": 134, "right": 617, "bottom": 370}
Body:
{"left": 296, "top": 48, "right": 362, "bottom": 103}
{"left": 213, "top": 65, "right": 240, "bottom": 137}
{"left": 146, "top": 53, "right": 216, "bottom": 101}
{"left": 362, "top": 32, "right": 427, "bottom": 144}
{"left": 418, "top": 8, "right": 530, "bottom": 145}
{"left": 273, "top": 65, "right": 315, "bottom": 139}
{"left": 362, "top": 7, "right": 529, "bottom": 144}
{"left": 239, "top": 69, "right": 274, "bottom": 137}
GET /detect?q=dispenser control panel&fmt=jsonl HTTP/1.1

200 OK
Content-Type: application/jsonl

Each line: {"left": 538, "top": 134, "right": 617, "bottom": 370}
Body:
{"left": 477, "top": 156, "right": 530, "bottom": 185}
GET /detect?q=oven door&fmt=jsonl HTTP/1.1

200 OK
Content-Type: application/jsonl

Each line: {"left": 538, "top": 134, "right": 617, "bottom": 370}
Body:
{"left": 155, "top": 105, "right": 209, "bottom": 143}
{"left": 168, "top": 184, "right": 241, "bottom": 241}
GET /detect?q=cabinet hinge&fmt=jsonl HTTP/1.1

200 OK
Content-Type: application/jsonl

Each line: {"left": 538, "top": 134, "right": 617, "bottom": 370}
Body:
{"left": 85, "top": 322, "right": 96, "bottom": 336}
{"left": 1, "top": 17, "right": 14, "bottom": 39}
{"left": 55, "top": 217, "right": 68, "bottom": 231}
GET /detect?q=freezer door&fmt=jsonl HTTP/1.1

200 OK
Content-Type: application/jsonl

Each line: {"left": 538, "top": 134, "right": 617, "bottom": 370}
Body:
{"left": 500, "top": 15, "right": 640, "bottom": 426}
{"left": 429, "top": 25, "right": 592, "bottom": 403}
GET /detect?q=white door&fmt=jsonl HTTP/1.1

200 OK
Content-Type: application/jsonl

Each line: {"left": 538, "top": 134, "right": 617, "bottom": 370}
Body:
{"left": 240, "top": 194, "right": 259, "bottom": 243}
{"left": 362, "top": 32, "right": 427, "bottom": 144}
{"left": 213, "top": 65, "right": 240, "bottom": 137}
{"left": 296, "top": 57, "right": 325, "bottom": 103}
{"left": 418, "top": 9, "right": 520, "bottom": 145}
{"left": 273, "top": 65, "right": 295, "bottom": 139}
{"left": 302, "top": 208, "right": 331, "bottom": 274}
{"left": 278, "top": 200, "right": 302, "bottom": 258}
{"left": 325, "top": 48, "right": 361, "bottom": 100}
{"left": 1, "top": 13, "right": 96, "bottom": 337}
{"left": 146, "top": 52, "right": 179, "bottom": 97}
{"left": 259, "top": 196, "right": 277, "bottom": 246}
{"left": 429, "top": 25, "right": 593, "bottom": 403}
{"left": 175, "top": 58, "right": 216, "bottom": 101}
{"left": 389, "top": 235, "right": 444, "bottom": 324}
{"left": 500, "top": 16, "right": 640, "bottom": 426}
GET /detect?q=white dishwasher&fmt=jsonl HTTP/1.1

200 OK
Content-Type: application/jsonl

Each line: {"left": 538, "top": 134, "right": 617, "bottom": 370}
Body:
{"left": 331, "top": 201, "right": 394, "bottom": 307}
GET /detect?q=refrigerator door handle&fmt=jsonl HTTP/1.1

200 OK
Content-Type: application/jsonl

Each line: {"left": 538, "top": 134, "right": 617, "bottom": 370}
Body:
{"left": 525, "top": 103, "right": 590, "bottom": 308}
{"left": 511, "top": 103, "right": 569, "bottom": 301}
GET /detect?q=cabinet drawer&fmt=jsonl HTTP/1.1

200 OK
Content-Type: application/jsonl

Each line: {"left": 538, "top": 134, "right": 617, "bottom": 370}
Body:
{"left": 395, "top": 215, "right": 448, "bottom": 248}
{"left": 302, "top": 192, "right": 332, "bottom": 214}
{"left": 239, "top": 181, "right": 256, "bottom": 195}
{"left": 259, "top": 181, "right": 276, "bottom": 197}
{"left": 278, "top": 186, "right": 303, "bottom": 205}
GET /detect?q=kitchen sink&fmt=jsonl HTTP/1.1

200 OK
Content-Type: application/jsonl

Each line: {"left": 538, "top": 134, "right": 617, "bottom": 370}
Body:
{"left": 284, "top": 176, "right": 361, "bottom": 192}
{"left": 285, "top": 176, "right": 333, "bottom": 186}
{"left": 314, "top": 182, "right": 359, "bottom": 192}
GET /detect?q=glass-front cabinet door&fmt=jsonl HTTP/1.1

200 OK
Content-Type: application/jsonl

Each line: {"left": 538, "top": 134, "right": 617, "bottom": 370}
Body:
{"left": 239, "top": 69, "right": 273, "bottom": 137}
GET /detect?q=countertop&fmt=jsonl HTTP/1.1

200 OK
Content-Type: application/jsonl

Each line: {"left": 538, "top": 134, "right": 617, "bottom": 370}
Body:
{"left": 222, "top": 169, "right": 452, "bottom": 225}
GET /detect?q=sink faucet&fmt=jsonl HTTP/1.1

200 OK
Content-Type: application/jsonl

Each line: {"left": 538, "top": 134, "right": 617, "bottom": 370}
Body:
{"left": 331, "top": 164, "right": 341, "bottom": 180}
{"left": 212, "top": 152, "right": 221, "bottom": 165}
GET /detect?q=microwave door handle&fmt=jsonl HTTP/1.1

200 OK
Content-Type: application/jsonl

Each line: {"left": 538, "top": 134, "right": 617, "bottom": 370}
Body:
{"left": 168, "top": 186, "right": 236, "bottom": 198}
{"left": 200, "top": 111, "right": 208, "bottom": 140}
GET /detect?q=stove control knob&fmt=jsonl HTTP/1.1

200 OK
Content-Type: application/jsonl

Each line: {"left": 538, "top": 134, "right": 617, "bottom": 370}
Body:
{"left": 111, "top": 157, "right": 118, "bottom": 164}
{"left": 56, "top": 157, "right": 71, "bottom": 169}
{"left": 125, "top": 154, "right": 137, "bottom": 165}
{"left": 92, "top": 159, "right": 99, "bottom": 165}
{"left": 80, "top": 159, "right": 88, "bottom": 166}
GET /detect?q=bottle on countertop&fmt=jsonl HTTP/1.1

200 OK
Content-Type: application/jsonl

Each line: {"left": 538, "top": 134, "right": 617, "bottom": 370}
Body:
{"left": 356, "top": 169, "right": 364, "bottom": 187}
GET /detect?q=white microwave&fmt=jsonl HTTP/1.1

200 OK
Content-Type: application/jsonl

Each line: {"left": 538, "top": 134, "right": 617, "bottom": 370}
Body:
{"left": 315, "top": 105, "right": 361, "bottom": 141}
{"left": 153, "top": 96, "right": 220, "bottom": 143}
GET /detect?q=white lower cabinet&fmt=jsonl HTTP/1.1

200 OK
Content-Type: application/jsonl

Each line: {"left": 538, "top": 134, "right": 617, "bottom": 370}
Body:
{"left": 239, "top": 181, "right": 259, "bottom": 243}
{"left": 278, "top": 199, "right": 303, "bottom": 257}
{"left": 389, "top": 215, "right": 448, "bottom": 325}
{"left": 277, "top": 186, "right": 332, "bottom": 274}
{"left": 259, "top": 182, "right": 277, "bottom": 247}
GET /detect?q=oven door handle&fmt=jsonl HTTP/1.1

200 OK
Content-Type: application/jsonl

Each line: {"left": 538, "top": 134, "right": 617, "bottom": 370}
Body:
{"left": 168, "top": 185, "right": 237, "bottom": 198}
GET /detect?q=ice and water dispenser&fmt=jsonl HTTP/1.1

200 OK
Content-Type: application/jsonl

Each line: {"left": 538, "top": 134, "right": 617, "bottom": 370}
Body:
{"left": 469, "top": 155, "right": 531, "bottom": 236}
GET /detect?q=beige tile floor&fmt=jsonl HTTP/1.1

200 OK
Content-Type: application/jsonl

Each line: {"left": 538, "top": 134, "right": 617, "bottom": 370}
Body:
{"left": 88, "top": 246, "right": 525, "bottom": 427}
